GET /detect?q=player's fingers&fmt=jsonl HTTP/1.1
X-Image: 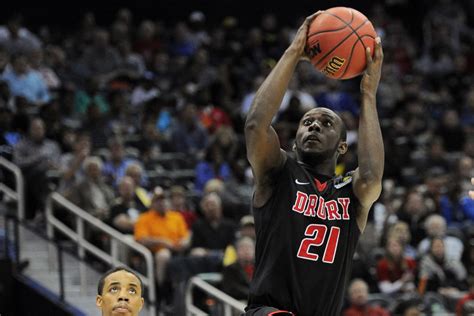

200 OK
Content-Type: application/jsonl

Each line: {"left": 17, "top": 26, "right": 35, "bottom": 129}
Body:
{"left": 306, "top": 10, "right": 324, "bottom": 23}
{"left": 374, "top": 37, "right": 383, "bottom": 61}
{"left": 365, "top": 47, "right": 373, "bottom": 65}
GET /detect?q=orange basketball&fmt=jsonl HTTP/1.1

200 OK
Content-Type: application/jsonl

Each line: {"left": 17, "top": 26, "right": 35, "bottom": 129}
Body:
{"left": 306, "top": 7, "right": 376, "bottom": 80}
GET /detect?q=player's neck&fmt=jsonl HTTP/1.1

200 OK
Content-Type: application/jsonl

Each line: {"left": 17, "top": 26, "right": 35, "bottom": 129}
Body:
{"left": 297, "top": 158, "right": 336, "bottom": 178}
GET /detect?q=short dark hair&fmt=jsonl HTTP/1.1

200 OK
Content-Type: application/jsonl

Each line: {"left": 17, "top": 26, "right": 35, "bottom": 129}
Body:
{"left": 97, "top": 266, "right": 143, "bottom": 295}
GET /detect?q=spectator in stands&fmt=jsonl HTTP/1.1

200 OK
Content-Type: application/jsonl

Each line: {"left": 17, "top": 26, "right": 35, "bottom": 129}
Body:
{"left": 133, "top": 20, "right": 162, "bottom": 65}
{"left": 223, "top": 214, "right": 256, "bottom": 267}
{"left": 69, "top": 156, "right": 114, "bottom": 220}
{"left": 58, "top": 132, "right": 91, "bottom": 197}
{"left": 376, "top": 236, "right": 417, "bottom": 295}
{"left": 13, "top": 117, "right": 60, "bottom": 220}
{"left": 130, "top": 72, "right": 160, "bottom": 109}
{"left": 203, "top": 178, "right": 246, "bottom": 221}
{"left": 28, "top": 48, "right": 61, "bottom": 90}
{"left": 456, "top": 277, "right": 474, "bottom": 316}
{"left": 74, "top": 76, "right": 109, "bottom": 116}
{"left": 418, "top": 237, "right": 467, "bottom": 295}
{"left": 386, "top": 221, "right": 417, "bottom": 260}
{"left": 0, "top": 14, "right": 41, "bottom": 55}
{"left": 435, "top": 109, "right": 466, "bottom": 153}
{"left": 212, "top": 125, "right": 240, "bottom": 164}
{"left": 96, "top": 266, "right": 144, "bottom": 316}
{"left": 417, "top": 214, "right": 464, "bottom": 261}
{"left": 170, "top": 103, "right": 208, "bottom": 156}
{"left": 115, "top": 39, "right": 145, "bottom": 79}
{"left": 125, "top": 162, "right": 150, "bottom": 206}
{"left": 343, "top": 278, "right": 390, "bottom": 316}
{"left": 396, "top": 190, "right": 431, "bottom": 246}
{"left": 134, "top": 186, "right": 190, "bottom": 286}
{"left": 169, "top": 185, "right": 197, "bottom": 229}
{"left": 190, "top": 192, "right": 236, "bottom": 262}
{"left": 108, "top": 176, "right": 147, "bottom": 234}
{"left": 221, "top": 236, "right": 255, "bottom": 301}
{"left": 76, "top": 28, "right": 121, "bottom": 83}
{"left": 103, "top": 137, "right": 137, "bottom": 187}
{"left": 1, "top": 53, "right": 50, "bottom": 106}
{"left": 194, "top": 142, "right": 232, "bottom": 194}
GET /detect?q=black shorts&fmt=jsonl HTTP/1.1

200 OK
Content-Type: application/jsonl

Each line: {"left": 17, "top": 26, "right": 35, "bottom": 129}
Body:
{"left": 244, "top": 306, "right": 295, "bottom": 316}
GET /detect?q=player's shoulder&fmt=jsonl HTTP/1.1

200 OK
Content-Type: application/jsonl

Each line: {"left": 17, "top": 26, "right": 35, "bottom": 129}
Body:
{"left": 333, "top": 171, "right": 355, "bottom": 189}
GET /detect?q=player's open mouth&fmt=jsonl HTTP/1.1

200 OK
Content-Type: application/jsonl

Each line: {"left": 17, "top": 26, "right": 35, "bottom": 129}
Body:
{"left": 305, "top": 135, "right": 321, "bottom": 143}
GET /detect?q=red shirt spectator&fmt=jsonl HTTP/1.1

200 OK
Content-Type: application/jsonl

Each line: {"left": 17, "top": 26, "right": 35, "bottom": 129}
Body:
{"left": 376, "top": 237, "right": 417, "bottom": 294}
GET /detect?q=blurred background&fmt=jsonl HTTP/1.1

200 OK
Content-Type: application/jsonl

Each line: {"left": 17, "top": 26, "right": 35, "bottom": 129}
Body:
{"left": 0, "top": 0, "right": 473, "bottom": 315}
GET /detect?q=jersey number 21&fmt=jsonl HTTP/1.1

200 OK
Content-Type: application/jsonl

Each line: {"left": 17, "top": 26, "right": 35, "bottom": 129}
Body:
{"left": 297, "top": 224, "right": 340, "bottom": 264}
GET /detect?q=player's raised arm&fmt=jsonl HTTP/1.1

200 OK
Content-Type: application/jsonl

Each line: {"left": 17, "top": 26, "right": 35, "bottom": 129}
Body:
{"left": 353, "top": 37, "right": 384, "bottom": 232}
{"left": 245, "top": 13, "right": 319, "bottom": 183}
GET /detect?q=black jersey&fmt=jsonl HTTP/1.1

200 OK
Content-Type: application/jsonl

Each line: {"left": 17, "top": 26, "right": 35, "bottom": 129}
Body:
{"left": 247, "top": 155, "right": 361, "bottom": 316}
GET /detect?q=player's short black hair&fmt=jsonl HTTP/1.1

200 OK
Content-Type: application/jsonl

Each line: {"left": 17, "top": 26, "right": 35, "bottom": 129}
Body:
{"left": 97, "top": 266, "right": 143, "bottom": 295}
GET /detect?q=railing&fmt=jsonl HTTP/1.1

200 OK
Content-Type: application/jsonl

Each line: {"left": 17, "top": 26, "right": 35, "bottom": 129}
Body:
{"left": 186, "top": 275, "right": 246, "bottom": 316}
{"left": 45, "top": 192, "right": 156, "bottom": 315}
{"left": 0, "top": 156, "right": 25, "bottom": 220}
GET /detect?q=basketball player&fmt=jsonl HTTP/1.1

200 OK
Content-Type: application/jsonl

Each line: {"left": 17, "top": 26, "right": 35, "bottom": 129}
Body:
{"left": 244, "top": 12, "right": 384, "bottom": 316}
{"left": 96, "top": 267, "right": 144, "bottom": 316}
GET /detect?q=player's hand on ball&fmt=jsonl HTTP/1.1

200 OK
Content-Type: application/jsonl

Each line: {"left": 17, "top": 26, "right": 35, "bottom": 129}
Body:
{"left": 360, "top": 36, "right": 383, "bottom": 97}
{"left": 289, "top": 11, "right": 324, "bottom": 60}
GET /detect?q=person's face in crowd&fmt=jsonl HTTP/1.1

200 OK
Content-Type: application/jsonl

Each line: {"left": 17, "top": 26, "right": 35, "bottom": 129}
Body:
{"left": 86, "top": 162, "right": 102, "bottom": 181}
{"left": 389, "top": 222, "right": 411, "bottom": 245}
{"left": 119, "top": 178, "right": 135, "bottom": 201}
{"left": 29, "top": 119, "right": 45, "bottom": 142}
{"left": 75, "top": 135, "right": 91, "bottom": 155}
{"left": 349, "top": 280, "right": 368, "bottom": 306}
{"left": 96, "top": 270, "right": 144, "bottom": 316}
{"left": 403, "top": 306, "right": 421, "bottom": 316}
{"left": 171, "top": 192, "right": 186, "bottom": 209}
{"left": 216, "top": 126, "right": 234, "bottom": 147}
{"left": 240, "top": 225, "right": 256, "bottom": 240}
{"left": 458, "top": 157, "right": 473, "bottom": 178}
{"left": 94, "top": 30, "right": 110, "bottom": 49}
{"left": 431, "top": 238, "right": 445, "bottom": 260}
{"left": 151, "top": 189, "right": 167, "bottom": 214}
{"left": 7, "top": 19, "right": 20, "bottom": 37}
{"left": 442, "top": 110, "right": 460, "bottom": 128}
{"left": 404, "top": 192, "right": 424, "bottom": 215}
{"left": 427, "top": 218, "right": 446, "bottom": 238}
{"left": 182, "top": 104, "right": 198, "bottom": 125}
{"left": 201, "top": 194, "right": 222, "bottom": 222}
{"left": 138, "top": 20, "right": 155, "bottom": 40}
{"left": 387, "top": 238, "right": 403, "bottom": 259}
{"left": 126, "top": 166, "right": 142, "bottom": 186}
{"left": 294, "top": 108, "right": 347, "bottom": 163}
{"left": 110, "top": 143, "right": 124, "bottom": 162}
{"left": 29, "top": 49, "right": 43, "bottom": 69}
{"left": 13, "top": 55, "right": 28, "bottom": 75}
{"left": 237, "top": 238, "right": 255, "bottom": 264}
{"left": 153, "top": 52, "right": 169, "bottom": 73}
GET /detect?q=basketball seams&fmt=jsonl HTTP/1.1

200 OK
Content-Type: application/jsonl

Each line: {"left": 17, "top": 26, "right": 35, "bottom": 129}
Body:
{"left": 307, "top": 10, "right": 355, "bottom": 39}
{"left": 307, "top": 26, "right": 350, "bottom": 40}
{"left": 312, "top": 19, "right": 369, "bottom": 68}
{"left": 336, "top": 37, "right": 359, "bottom": 79}
{"left": 325, "top": 9, "right": 369, "bottom": 51}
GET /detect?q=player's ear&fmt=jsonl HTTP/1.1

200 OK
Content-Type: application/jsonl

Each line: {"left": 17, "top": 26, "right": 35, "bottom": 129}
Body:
{"left": 337, "top": 141, "right": 348, "bottom": 155}
{"left": 96, "top": 295, "right": 103, "bottom": 308}
{"left": 139, "top": 297, "right": 145, "bottom": 311}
